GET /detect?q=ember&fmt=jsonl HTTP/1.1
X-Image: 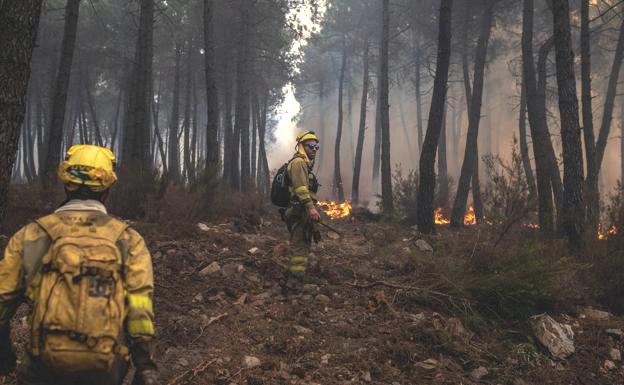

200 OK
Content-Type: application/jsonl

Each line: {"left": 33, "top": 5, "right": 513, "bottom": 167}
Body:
{"left": 317, "top": 200, "right": 352, "bottom": 220}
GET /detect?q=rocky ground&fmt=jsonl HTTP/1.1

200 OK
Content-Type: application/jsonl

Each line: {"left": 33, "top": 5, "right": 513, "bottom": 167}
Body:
{"left": 2, "top": 206, "right": 624, "bottom": 385}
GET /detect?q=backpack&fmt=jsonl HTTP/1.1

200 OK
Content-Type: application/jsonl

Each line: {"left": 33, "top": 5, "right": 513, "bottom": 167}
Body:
{"left": 28, "top": 213, "right": 129, "bottom": 373}
{"left": 271, "top": 162, "right": 291, "bottom": 207}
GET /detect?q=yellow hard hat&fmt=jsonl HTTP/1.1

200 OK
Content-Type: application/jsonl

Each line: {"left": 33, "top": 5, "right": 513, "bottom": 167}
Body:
{"left": 296, "top": 131, "right": 319, "bottom": 143}
{"left": 57, "top": 144, "right": 117, "bottom": 191}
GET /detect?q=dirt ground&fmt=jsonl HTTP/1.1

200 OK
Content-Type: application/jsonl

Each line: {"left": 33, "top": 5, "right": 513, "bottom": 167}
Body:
{"left": 2, "top": 205, "right": 624, "bottom": 385}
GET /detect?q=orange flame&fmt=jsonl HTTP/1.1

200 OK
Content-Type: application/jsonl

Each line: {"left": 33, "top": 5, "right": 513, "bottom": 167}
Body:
{"left": 434, "top": 208, "right": 451, "bottom": 225}
{"left": 598, "top": 224, "right": 618, "bottom": 240}
{"left": 464, "top": 206, "right": 476, "bottom": 225}
{"left": 526, "top": 223, "right": 540, "bottom": 229}
{"left": 317, "top": 200, "right": 352, "bottom": 220}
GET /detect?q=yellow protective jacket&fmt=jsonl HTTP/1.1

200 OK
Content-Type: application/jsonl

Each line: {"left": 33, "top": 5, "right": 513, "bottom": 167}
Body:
{"left": 287, "top": 155, "right": 318, "bottom": 209}
{"left": 0, "top": 200, "right": 155, "bottom": 348}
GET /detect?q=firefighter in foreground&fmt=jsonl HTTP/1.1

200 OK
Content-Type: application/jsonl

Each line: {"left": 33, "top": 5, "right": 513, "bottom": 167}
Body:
{"left": 282, "top": 131, "right": 321, "bottom": 293}
{"left": 0, "top": 145, "right": 158, "bottom": 385}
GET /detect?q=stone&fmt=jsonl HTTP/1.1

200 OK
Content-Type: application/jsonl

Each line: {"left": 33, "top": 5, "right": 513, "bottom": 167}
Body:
{"left": 243, "top": 356, "right": 261, "bottom": 369}
{"left": 362, "top": 371, "right": 372, "bottom": 382}
{"left": 604, "top": 360, "right": 617, "bottom": 370}
{"left": 315, "top": 294, "right": 331, "bottom": 305}
{"left": 199, "top": 261, "right": 221, "bottom": 276}
{"left": 248, "top": 247, "right": 260, "bottom": 255}
{"left": 197, "top": 223, "right": 210, "bottom": 232}
{"left": 221, "top": 263, "right": 243, "bottom": 277}
{"left": 303, "top": 284, "right": 320, "bottom": 294}
{"left": 446, "top": 317, "right": 474, "bottom": 341}
{"left": 529, "top": 314, "right": 575, "bottom": 359}
{"left": 166, "top": 249, "right": 176, "bottom": 256}
{"left": 610, "top": 348, "right": 621, "bottom": 361}
{"left": 178, "top": 358, "right": 189, "bottom": 367}
{"left": 408, "top": 312, "right": 427, "bottom": 326}
{"left": 402, "top": 247, "right": 411, "bottom": 254}
{"left": 294, "top": 325, "right": 312, "bottom": 334}
{"left": 192, "top": 293, "right": 204, "bottom": 302}
{"left": 327, "top": 232, "right": 340, "bottom": 240}
{"left": 470, "top": 367, "right": 489, "bottom": 382}
{"left": 415, "top": 239, "right": 433, "bottom": 252}
{"left": 415, "top": 358, "right": 438, "bottom": 370}
{"left": 582, "top": 307, "right": 611, "bottom": 321}
{"left": 321, "top": 354, "right": 331, "bottom": 365}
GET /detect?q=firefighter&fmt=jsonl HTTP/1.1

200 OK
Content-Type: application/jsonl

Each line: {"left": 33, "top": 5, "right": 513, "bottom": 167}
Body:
{"left": 0, "top": 145, "right": 158, "bottom": 385}
{"left": 283, "top": 131, "right": 321, "bottom": 293}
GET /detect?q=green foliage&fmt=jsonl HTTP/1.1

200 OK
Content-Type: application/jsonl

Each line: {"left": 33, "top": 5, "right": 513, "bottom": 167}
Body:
{"left": 390, "top": 168, "right": 418, "bottom": 224}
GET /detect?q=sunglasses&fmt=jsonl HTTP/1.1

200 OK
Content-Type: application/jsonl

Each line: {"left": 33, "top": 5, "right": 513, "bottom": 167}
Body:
{"left": 306, "top": 143, "right": 320, "bottom": 150}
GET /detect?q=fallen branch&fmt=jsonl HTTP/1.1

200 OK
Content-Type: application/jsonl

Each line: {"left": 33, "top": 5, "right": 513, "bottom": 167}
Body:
{"left": 166, "top": 358, "right": 217, "bottom": 385}
{"left": 190, "top": 312, "right": 229, "bottom": 344}
{"left": 347, "top": 280, "right": 470, "bottom": 302}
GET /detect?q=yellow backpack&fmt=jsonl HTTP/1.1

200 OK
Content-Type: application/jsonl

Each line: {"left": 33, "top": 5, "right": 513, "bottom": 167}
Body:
{"left": 28, "top": 212, "right": 129, "bottom": 373}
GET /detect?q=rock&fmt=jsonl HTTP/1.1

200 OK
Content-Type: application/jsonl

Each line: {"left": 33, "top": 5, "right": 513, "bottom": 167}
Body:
{"left": 582, "top": 307, "right": 610, "bottom": 321}
{"left": 402, "top": 247, "right": 411, "bottom": 254}
{"left": 248, "top": 247, "right": 260, "bottom": 255}
{"left": 199, "top": 261, "right": 221, "bottom": 276}
{"left": 415, "top": 358, "right": 438, "bottom": 370}
{"left": 362, "top": 371, "right": 372, "bottom": 382}
{"left": 303, "top": 284, "right": 320, "bottom": 294}
{"left": 321, "top": 354, "right": 331, "bottom": 365}
{"left": 166, "top": 249, "right": 176, "bottom": 256}
{"left": 327, "top": 232, "right": 340, "bottom": 240}
{"left": 415, "top": 239, "right": 433, "bottom": 252}
{"left": 604, "top": 360, "right": 617, "bottom": 370}
{"left": 243, "top": 356, "right": 261, "bottom": 369}
{"left": 294, "top": 325, "right": 312, "bottom": 334}
{"left": 192, "top": 293, "right": 204, "bottom": 302}
{"left": 221, "top": 263, "right": 243, "bottom": 277}
{"left": 470, "top": 367, "right": 489, "bottom": 382}
{"left": 408, "top": 312, "right": 427, "bottom": 326}
{"left": 197, "top": 223, "right": 210, "bottom": 232}
{"left": 607, "top": 328, "right": 624, "bottom": 338}
{"left": 315, "top": 294, "right": 331, "bottom": 305}
{"left": 610, "top": 348, "right": 621, "bottom": 361}
{"left": 529, "top": 314, "right": 575, "bottom": 359}
{"left": 178, "top": 358, "right": 189, "bottom": 367}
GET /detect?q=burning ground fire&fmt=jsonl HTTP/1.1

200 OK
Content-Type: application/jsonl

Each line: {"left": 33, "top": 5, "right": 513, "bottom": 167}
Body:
{"left": 317, "top": 200, "right": 352, "bottom": 220}
{"left": 434, "top": 207, "right": 476, "bottom": 226}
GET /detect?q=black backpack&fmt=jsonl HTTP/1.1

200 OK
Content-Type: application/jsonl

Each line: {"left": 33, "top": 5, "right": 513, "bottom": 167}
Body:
{"left": 271, "top": 162, "right": 291, "bottom": 207}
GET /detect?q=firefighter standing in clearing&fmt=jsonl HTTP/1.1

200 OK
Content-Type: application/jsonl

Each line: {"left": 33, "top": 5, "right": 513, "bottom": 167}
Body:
{"left": 0, "top": 145, "right": 158, "bottom": 385}
{"left": 283, "top": 131, "right": 321, "bottom": 293}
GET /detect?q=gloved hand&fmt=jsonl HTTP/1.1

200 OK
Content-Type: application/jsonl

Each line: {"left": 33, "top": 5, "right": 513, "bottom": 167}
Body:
{"left": 0, "top": 326, "right": 16, "bottom": 375}
{"left": 132, "top": 368, "right": 159, "bottom": 385}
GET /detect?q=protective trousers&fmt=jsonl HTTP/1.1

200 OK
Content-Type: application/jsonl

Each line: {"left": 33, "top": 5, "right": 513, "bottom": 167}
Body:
{"left": 285, "top": 205, "right": 314, "bottom": 289}
{"left": 16, "top": 354, "right": 128, "bottom": 385}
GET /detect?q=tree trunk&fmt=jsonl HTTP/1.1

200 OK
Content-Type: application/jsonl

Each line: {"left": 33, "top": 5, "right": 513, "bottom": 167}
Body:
{"left": 151, "top": 76, "right": 167, "bottom": 176}
{"left": 183, "top": 45, "right": 193, "bottom": 184}
{"left": 580, "top": 0, "right": 599, "bottom": 233}
{"left": 621, "top": 100, "right": 624, "bottom": 185}
{"left": 42, "top": 0, "right": 80, "bottom": 188}
{"left": 416, "top": 0, "right": 453, "bottom": 234}
{"left": 334, "top": 35, "right": 347, "bottom": 201}
{"left": 111, "top": 85, "right": 123, "bottom": 153}
{"left": 413, "top": 30, "right": 423, "bottom": 153}
{"left": 352, "top": 35, "right": 370, "bottom": 205}
{"left": 552, "top": 0, "right": 586, "bottom": 249}
{"left": 451, "top": 1, "right": 494, "bottom": 227}
{"left": 235, "top": 3, "right": 251, "bottom": 192}
{"left": 251, "top": 95, "right": 257, "bottom": 183}
{"left": 258, "top": 90, "right": 270, "bottom": 194}
{"left": 380, "top": 0, "right": 393, "bottom": 213}
{"left": 204, "top": 0, "right": 219, "bottom": 174}
{"left": 523, "top": 0, "right": 557, "bottom": 234}
{"left": 317, "top": 80, "right": 326, "bottom": 175}
{"left": 83, "top": 63, "right": 104, "bottom": 147}
{"left": 222, "top": 63, "right": 234, "bottom": 184}
{"left": 168, "top": 46, "right": 182, "bottom": 182}
{"left": 438, "top": 100, "right": 449, "bottom": 207}
{"left": 372, "top": 70, "right": 382, "bottom": 192}
{"left": 118, "top": 0, "right": 154, "bottom": 218}
{"left": 518, "top": 72, "right": 537, "bottom": 199}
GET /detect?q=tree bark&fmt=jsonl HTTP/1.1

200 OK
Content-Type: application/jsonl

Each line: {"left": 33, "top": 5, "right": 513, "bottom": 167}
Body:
{"left": 416, "top": 0, "right": 453, "bottom": 234}
{"left": 413, "top": 31, "right": 423, "bottom": 153}
{"left": 235, "top": 2, "right": 251, "bottom": 192}
{"left": 42, "top": 0, "right": 81, "bottom": 188}
{"left": 380, "top": 0, "right": 393, "bottom": 213}
{"left": 83, "top": 63, "right": 103, "bottom": 147}
{"left": 451, "top": 1, "right": 494, "bottom": 227}
{"left": 552, "top": 0, "right": 586, "bottom": 249}
{"left": 352, "top": 35, "right": 370, "bottom": 205}
{"left": 118, "top": 0, "right": 154, "bottom": 218}
{"left": 204, "top": 0, "right": 220, "bottom": 175}
{"left": 334, "top": 35, "right": 347, "bottom": 201}
{"left": 518, "top": 73, "right": 537, "bottom": 200}
{"left": 438, "top": 100, "right": 449, "bottom": 207}
{"left": 168, "top": 45, "right": 182, "bottom": 182}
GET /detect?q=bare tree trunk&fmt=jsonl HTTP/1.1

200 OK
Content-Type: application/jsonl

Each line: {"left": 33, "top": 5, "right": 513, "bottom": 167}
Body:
{"left": 204, "top": 0, "right": 219, "bottom": 175}
{"left": 413, "top": 30, "right": 423, "bottom": 153}
{"left": 42, "top": 0, "right": 80, "bottom": 188}
{"left": 235, "top": 3, "right": 251, "bottom": 192}
{"left": 251, "top": 96, "right": 257, "bottom": 183}
{"left": 118, "top": 0, "right": 154, "bottom": 218}
{"left": 518, "top": 73, "right": 537, "bottom": 199}
{"left": 352, "top": 35, "right": 370, "bottom": 205}
{"left": 372, "top": 70, "right": 382, "bottom": 192}
{"left": 317, "top": 80, "right": 326, "bottom": 175}
{"left": 83, "top": 63, "right": 103, "bottom": 147}
{"left": 451, "top": 1, "right": 494, "bottom": 227}
{"left": 110, "top": 85, "right": 123, "bottom": 153}
{"left": 183, "top": 45, "right": 193, "bottom": 184}
{"left": 621, "top": 100, "right": 624, "bottom": 185}
{"left": 438, "top": 99, "right": 449, "bottom": 207}
{"left": 552, "top": 0, "right": 586, "bottom": 249}
{"left": 168, "top": 45, "right": 182, "bottom": 182}
{"left": 416, "top": 0, "right": 453, "bottom": 234}
{"left": 334, "top": 35, "right": 347, "bottom": 201}
{"left": 258, "top": 90, "right": 270, "bottom": 194}
{"left": 222, "top": 63, "right": 234, "bottom": 185}
{"left": 151, "top": 76, "right": 167, "bottom": 176}
{"left": 380, "top": 0, "right": 393, "bottom": 213}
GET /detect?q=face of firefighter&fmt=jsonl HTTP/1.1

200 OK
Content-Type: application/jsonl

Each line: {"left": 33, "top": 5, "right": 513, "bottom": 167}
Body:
{"left": 303, "top": 140, "right": 319, "bottom": 160}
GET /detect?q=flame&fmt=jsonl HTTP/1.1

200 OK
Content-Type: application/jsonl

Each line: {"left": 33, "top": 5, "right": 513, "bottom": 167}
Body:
{"left": 464, "top": 206, "right": 476, "bottom": 225}
{"left": 598, "top": 224, "right": 618, "bottom": 240}
{"left": 526, "top": 223, "right": 540, "bottom": 229}
{"left": 434, "top": 208, "right": 450, "bottom": 225}
{"left": 317, "top": 200, "right": 352, "bottom": 220}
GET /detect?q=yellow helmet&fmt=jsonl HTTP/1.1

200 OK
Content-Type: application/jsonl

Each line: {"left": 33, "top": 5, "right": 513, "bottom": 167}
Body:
{"left": 57, "top": 144, "right": 117, "bottom": 191}
{"left": 296, "top": 131, "right": 319, "bottom": 144}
